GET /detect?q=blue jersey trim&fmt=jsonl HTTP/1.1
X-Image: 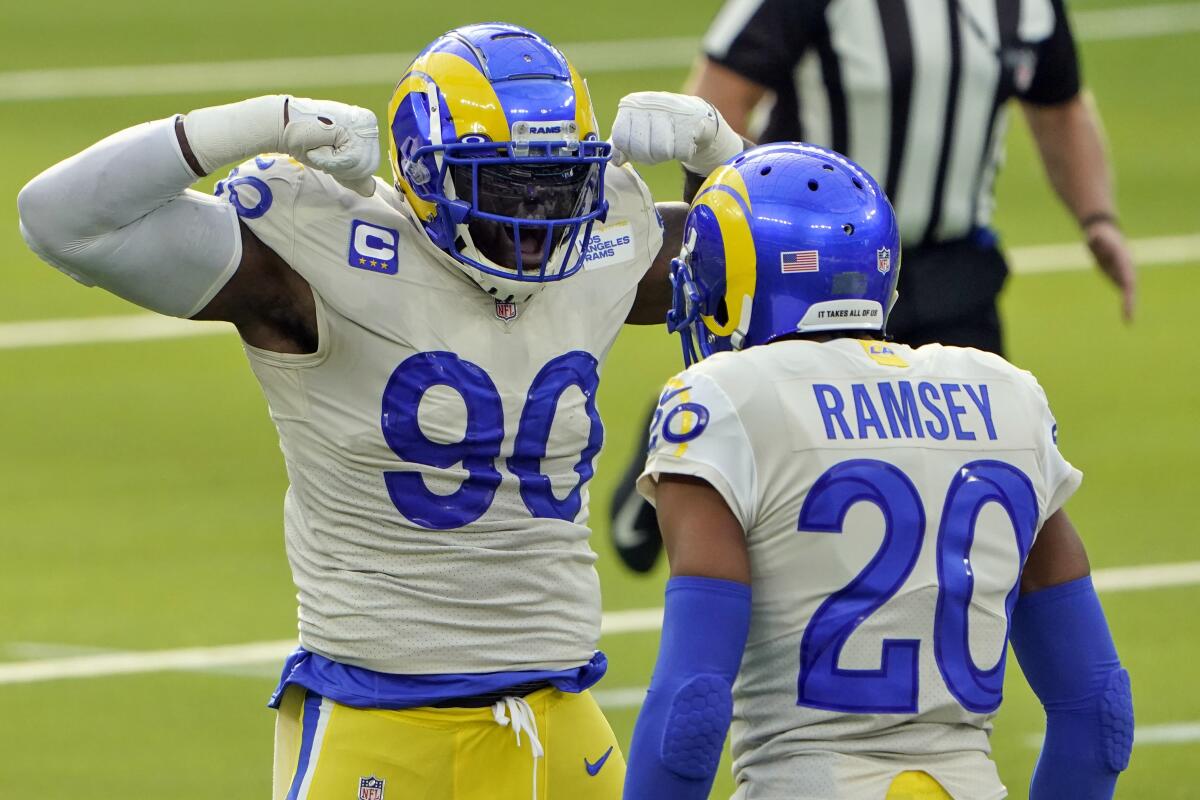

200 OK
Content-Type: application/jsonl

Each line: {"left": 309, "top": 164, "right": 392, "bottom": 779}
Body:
{"left": 267, "top": 648, "right": 608, "bottom": 710}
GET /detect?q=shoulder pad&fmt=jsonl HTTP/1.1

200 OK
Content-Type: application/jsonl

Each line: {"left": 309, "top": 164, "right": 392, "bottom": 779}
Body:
{"left": 214, "top": 154, "right": 305, "bottom": 220}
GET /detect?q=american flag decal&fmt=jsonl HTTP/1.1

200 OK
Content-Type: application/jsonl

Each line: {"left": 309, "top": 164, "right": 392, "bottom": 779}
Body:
{"left": 781, "top": 250, "right": 819, "bottom": 273}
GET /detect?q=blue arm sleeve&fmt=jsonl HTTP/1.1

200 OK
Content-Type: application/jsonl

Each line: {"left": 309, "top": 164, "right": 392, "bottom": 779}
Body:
{"left": 1010, "top": 576, "right": 1133, "bottom": 800}
{"left": 624, "top": 576, "right": 752, "bottom": 800}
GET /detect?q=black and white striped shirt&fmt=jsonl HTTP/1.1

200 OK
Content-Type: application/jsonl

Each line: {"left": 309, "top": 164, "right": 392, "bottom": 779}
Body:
{"left": 704, "top": 0, "right": 1081, "bottom": 248}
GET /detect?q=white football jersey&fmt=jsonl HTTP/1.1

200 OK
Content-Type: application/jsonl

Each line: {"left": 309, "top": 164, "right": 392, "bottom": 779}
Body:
{"left": 639, "top": 338, "right": 1082, "bottom": 800}
{"left": 220, "top": 155, "right": 662, "bottom": 675}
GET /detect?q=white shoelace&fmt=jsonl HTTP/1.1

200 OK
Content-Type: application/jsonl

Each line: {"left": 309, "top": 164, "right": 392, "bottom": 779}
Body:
{"left": 491, "top": 695, "right": 545, "bottom": 800}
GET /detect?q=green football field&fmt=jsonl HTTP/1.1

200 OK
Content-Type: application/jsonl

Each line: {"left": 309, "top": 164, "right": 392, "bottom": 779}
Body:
{"left": 2, "top": 0, "right": 1198, "bottom": 796}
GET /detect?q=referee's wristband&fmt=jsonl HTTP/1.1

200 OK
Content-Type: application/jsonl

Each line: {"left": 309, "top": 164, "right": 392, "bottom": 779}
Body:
{"left": 1079, "top": 211, "right": 1119, "bottom": 231}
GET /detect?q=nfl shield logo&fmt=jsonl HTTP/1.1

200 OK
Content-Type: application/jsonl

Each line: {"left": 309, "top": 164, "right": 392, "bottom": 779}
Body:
{"left": 876, "top": 247, "right": 892, "bottom": 274}
{"left": 494, "top": 300, "right": 519, "bottom": 321}
{"left": 358, "top": 776, "right": 385, "bottom": 800}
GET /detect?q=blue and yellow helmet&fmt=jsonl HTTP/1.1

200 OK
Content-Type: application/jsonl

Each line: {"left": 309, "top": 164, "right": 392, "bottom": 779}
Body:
{"left": 388, "top": 23, "right": 610, "bottom": 301}
{"left": 668, "top": 142, "right": 901, "bottom": 367}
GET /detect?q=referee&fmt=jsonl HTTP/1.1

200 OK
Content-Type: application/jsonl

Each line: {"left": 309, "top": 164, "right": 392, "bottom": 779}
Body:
{"left": 610, "top": 0, "right": 1137, "bottom": 571}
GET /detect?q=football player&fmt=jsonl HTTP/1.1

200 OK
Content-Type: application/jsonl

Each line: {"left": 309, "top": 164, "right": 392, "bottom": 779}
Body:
{"left": 624, "top": 143, "right": 1133, "bottom": 799}
{"left": 16, "top": 24, "right": 745, "bottom": 800}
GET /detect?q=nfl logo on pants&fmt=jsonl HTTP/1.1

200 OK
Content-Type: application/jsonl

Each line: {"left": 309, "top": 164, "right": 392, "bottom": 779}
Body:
{"left": 359, "top": 776, "right": 385, "bottom": 800}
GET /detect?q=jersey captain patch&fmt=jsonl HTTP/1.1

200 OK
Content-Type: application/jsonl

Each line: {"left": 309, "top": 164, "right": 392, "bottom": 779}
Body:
{"left": 348, "top": 220, "right": 399, "bottom": 275}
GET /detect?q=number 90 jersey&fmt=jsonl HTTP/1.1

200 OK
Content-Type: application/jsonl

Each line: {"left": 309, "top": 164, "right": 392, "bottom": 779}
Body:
{"left": 638, "top": 339, "right": 1082, "bottom": 800}
{"left": 218, "top": 155, "right": 662, "bottom": 676}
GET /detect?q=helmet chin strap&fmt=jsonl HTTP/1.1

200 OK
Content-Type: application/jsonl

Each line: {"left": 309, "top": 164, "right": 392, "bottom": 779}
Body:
{"left": 729, "top": 293, "right": 754, "bottom": 351}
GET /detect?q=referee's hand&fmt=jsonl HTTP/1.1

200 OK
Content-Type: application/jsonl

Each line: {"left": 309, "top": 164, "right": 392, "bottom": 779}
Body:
{"left": 1085, "top": 220, "right": 1136, "bottom": 323}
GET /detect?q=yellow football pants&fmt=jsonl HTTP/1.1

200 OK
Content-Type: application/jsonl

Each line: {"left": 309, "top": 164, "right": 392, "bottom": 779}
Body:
{"left": 273, "top": 684, "right": 625, "bottom": 800}
{"left": 886, "top": 770, "right": 953, "bottom": 800}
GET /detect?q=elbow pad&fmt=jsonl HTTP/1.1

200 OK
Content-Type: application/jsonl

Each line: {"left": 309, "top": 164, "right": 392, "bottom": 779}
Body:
{"left": 624, "top": 576, "right": 751, "bottom": 800}
{"left": 1011, "top": 576, "right": 1133, "bottom": 799}
{"left": 17, "top": 117, "right": 242, "bottom": 318}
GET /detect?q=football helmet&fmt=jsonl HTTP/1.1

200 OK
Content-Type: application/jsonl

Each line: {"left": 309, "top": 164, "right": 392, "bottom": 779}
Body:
{"left": 668, "top": 142, "right": 901, "bottom": 367}
{"left": 388, "top": 23, "right": 610, "bottom": 302}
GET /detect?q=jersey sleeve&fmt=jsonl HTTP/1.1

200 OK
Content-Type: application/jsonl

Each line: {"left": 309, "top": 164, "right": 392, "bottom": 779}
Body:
{"left": 213, "top": 154, "right": 307, "bottom": 262}
{"left": 1021, "top": 0, "right": 1082, "bottom": 105}
{"left": 1020, "top": 371, "right": 1083, "bottom": 521}
{"left": 702, "top": 0, "right": 826, "bottom": 89}
{"left": 637, "top": 370, "right": 759, "bottom": 531}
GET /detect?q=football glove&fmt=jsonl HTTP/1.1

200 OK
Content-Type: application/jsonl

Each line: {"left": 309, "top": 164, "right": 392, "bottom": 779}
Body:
{"left": 609, "top": 91, "right": 743, "bottom": 176}
{"left": 183, "top": 95, "right": 380, "bottom": 196}
{"left": 284, "top": 97, "right": 380, "bottom": 196}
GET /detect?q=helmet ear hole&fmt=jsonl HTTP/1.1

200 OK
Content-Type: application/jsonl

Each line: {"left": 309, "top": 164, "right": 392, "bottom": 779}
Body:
{"left": 807, "top": 180, "right": 819, "bottom": 191}
{"left": 843, "top": 223, "right": 855, "bottom": 235}
{"left": 715, "top": 297, "right": 730, "bottom": 326}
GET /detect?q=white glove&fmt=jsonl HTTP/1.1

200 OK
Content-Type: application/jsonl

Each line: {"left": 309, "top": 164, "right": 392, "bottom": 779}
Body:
{"left": 284, "top": 97, "right": 380, "bottom": 197}
{"left": 183, "top": 95, "right": 380, "bottom": 197}
{"left": 609, "top": 91, "right": 744, "bottom": 176}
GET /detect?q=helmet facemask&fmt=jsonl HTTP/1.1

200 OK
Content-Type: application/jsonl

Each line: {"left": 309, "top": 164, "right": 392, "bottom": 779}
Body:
{"left": 667, "top": 226, "right": 738, "bottom": 368}
{"left": 399, "top": 127, "right": 610, "bottom": 301}
{"left": 443, "top": 138, "right": 609, "bottom": 284}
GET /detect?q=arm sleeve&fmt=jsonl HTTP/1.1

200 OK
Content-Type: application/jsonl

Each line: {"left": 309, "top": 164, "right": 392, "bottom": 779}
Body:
{"left": 1021, "top": 0, "right": 1082, "bottom": 105}
{"left": 624, "top": 576, "right": 752, "bottom": 800}
{"left": 16, "top": 117, "right": 242, "bottom": 319}
{"left": 638, "top": 370, "right": 759, "bottom": 531}
{"left": 1011, "top": 577, "right": 1133, "bottom": 799}
{"left": 703, "top": 0, "right": 824, "bottom": 89}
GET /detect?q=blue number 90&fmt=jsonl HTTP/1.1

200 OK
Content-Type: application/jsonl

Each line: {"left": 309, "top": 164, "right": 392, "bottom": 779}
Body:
{"left": 380, "top": 351, "right": 603, "bottom": 529}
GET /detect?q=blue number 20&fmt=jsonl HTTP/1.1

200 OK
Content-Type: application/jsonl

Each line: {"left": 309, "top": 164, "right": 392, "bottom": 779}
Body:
{"left": 797, "top": 459, "right": 1037, "bottom": 714}
{"left": 380, "top": 351, "right": 602, "bottom": 530}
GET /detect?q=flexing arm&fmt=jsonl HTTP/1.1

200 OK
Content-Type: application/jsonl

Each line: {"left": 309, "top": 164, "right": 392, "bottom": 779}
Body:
{"left": 613, "top": 92, "right": 751, "bottom": 323}
{"left": 16, "top": 95, "right": 377, "bottom": 349}
{"left": 16, "top": 115, "right": 245, "bottom": 320}
{"left": 626, "top": 202, "right": 689, "bottom": 325}
{"left": 1011, "top": 509, "right": 1133, "bottom": 799}
{"left": 624, "top": 475, "right": 752, "bottom": 800}
{"left": 1022, "top": 93, "right": 1136, "bottom": 321}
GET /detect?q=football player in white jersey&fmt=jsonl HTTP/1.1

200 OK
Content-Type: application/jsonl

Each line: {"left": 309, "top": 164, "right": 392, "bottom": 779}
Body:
{"left": 624, "top": 143, "right": 1133, "bottom": 799}
{"left": 16, "top": 24, "right": 748, "bottom": 800}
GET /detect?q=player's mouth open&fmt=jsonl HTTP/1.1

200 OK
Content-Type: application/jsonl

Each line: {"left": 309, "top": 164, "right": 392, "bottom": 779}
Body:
{"left": 507, "top": 227, "right": 548, "bottom": 267}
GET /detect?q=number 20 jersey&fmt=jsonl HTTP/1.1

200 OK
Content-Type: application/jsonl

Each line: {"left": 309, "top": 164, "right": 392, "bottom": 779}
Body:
{"left": 638, "top": 339, "right": 1082, "bottom": 800}
{"left": 220, "top": 155, "right": 662, "bottom": 676}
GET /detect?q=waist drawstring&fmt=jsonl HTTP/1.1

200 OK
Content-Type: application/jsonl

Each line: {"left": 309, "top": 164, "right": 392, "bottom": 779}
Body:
{"left": 492, "top": 695, "right": 544, "bottom": 800}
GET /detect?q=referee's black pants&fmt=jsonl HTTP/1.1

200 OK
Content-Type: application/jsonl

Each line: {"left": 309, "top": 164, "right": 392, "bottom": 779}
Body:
{"left": 608, "top": 233, "right": 1010, "bottom": 573}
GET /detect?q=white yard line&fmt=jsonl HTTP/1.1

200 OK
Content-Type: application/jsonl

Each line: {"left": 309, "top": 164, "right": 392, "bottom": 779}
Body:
{"left": 1072, "top": 2, "right": 1200, "bottom": 41}
{"left": 0, "top": 314, "right": 229, "bottom": 350}
{"left": 1011, "top": 233, "right": 1200, "bottom": 274}
{"left": 0, "top": 640, "right": 296, "bottom": 685}
{"left": 0, "top": 559, "right": 1197, "bottom": 687}
{"left": 1, "top": 4, "right": 1198, "bottom": 102}
{"left": 0, "top": 37, "right": 699, "bottom": 103}
{"left": 1092, "top": 561, "right": 1200, "bottom": 592}
{"left": 2, "top": 231, "right": 1195, "bottom": 352}
{"left": 1025, "top": 722, "right": 1200, "bottom": 748}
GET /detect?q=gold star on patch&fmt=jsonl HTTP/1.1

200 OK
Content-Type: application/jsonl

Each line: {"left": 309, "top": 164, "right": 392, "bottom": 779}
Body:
{"left": 370, "top": 259, "right": 379, "bottom": 267}
{"left": 358, "top": 258, "right": 366, "bottom": 265}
